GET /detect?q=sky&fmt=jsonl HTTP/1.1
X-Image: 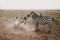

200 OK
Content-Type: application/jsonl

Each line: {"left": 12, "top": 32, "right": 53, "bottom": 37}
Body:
{"left": 0, "top": 0, "right": 60, "bottom": 10}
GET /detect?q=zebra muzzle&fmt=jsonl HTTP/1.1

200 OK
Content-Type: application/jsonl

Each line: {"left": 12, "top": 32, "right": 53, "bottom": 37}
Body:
{"left": 27, "top": 15, "right": 30, "bottom": 17}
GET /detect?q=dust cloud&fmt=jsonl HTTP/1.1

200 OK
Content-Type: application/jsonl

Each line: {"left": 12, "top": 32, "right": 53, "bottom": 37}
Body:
{"left": 5, "top": 17, "right": 35, "bottom": 33}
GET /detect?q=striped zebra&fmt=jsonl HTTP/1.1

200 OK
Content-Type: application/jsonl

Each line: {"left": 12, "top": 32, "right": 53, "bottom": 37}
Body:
{"left": 14, "top": 16, "right": 27, "bottom": 26}
{"left": 27, "top": 11, "right": 55, "bottom": 33}
{"left": 20, "top": 16, "right": 27, "bottom": 24}
{"left": 15, "top": 16, "right": 27, "bottom": 24}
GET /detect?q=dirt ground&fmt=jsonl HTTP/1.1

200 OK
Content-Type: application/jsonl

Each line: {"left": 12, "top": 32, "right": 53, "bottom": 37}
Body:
{"left": 0, "top": 10, "right": 60, "bottom": 40}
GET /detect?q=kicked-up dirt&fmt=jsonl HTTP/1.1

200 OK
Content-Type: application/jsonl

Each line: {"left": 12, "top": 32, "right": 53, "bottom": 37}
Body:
{"left": 0, "top": 17, "right": 60, "bottom": 40}
{"left": 0, "top": 10, "right": 60, "bottom": 40}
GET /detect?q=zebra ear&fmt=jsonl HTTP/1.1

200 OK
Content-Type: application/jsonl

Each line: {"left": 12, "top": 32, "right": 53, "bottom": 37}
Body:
{"left": 31, "top": 11, "right": 35, "bottom": 14}
{"left": 31, "top": 11, "right": 34, "bottom": 13}
{"left": 31, "top": 11, "right": 36, "bottom": 15}
{"left": 40, "top": 13, "right": 42, "bottom": 17}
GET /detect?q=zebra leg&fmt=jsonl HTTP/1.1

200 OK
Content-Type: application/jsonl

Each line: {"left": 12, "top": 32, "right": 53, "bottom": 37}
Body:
{"left": 35, "top": 23, "right": 39, "bottom": 32}
{"left": 24, "top": 20, "right": 26, "bottom": 24}
{"left": 48, "top": 24, "right": 52, "bottom": 34}
{"left": 24, "top": 17, "right": 27, "bottom": 24}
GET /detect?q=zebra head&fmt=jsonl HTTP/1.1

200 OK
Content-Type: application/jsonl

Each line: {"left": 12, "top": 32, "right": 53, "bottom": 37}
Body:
{"left": 27, "top": 11, "right": 36, "bottom": 17}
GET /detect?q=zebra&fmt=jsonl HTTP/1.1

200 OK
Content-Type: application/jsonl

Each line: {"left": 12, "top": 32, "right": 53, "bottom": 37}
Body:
{"left": 14, "top": 16, "right": 27, "bottom": 25}
{"left": 20, "top": 16, "right": 27, "bottom": 24}
{"left": 14, "top": 16, "right": 27, "bottom": 28}
{"left": 15, "top": 16, "right": 27, "bottom": 24}
{"left": 27, "top": 11, "right": 55, "bottom": 33}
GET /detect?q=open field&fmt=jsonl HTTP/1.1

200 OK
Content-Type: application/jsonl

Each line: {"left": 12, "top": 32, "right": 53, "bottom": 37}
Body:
{"left": 0, "top": 10, "right": 60, "bottom": 40}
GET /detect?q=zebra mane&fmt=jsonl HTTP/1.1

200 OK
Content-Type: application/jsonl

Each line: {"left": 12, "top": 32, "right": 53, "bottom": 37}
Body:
{"left": 31, "top": 11, "right": 39, "bottom": 16}
{"left": 40, "top": 13, "right": 43, "bottom": 17}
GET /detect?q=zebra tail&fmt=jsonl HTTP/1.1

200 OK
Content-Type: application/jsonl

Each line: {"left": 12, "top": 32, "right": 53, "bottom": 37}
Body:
{"left": 52, "top": 18, "right": 60, "bottom": 25}
{"left": 52, "top": 17, "right": 59, "bottom": 22}
{"left": 54, "top": 19, "right": 59, "bottom": 22}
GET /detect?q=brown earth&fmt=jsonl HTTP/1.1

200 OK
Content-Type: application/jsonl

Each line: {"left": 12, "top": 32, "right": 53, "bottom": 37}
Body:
{"left": 0, "top": 10, "right": 60, "bottom": 40}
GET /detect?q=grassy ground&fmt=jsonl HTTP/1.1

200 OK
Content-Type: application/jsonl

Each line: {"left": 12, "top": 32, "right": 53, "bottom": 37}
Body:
{"left": 0, "top": 10, "right": 60, "bottom": 24}
{"left": 0, "top": 10, "right": 60, "bottom": 40}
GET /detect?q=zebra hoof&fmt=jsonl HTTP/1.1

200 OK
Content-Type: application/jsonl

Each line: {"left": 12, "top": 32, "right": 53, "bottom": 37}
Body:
{"left": 35, "top": 29, "right": 39, "bottom": 32}
{"left": 48, "top": 31, "right": 51, "bottom": 34}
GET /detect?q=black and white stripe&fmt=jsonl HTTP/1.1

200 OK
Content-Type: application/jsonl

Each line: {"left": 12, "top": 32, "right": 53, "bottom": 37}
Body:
{"left": 27, "top": 11, "right": 54, "bottom": 33}
{"left": 40, "top": 16, "right": 53, "bottom": 25}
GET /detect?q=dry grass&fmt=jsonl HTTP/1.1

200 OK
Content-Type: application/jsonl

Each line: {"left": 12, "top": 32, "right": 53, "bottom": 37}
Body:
{"left": 0, "top": 10, "right": 60, "bottom": 40}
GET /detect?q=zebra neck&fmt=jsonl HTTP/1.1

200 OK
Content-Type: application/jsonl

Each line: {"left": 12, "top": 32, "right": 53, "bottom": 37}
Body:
{"left": 32, "top": 15, "right": 38, "bottom": 19}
